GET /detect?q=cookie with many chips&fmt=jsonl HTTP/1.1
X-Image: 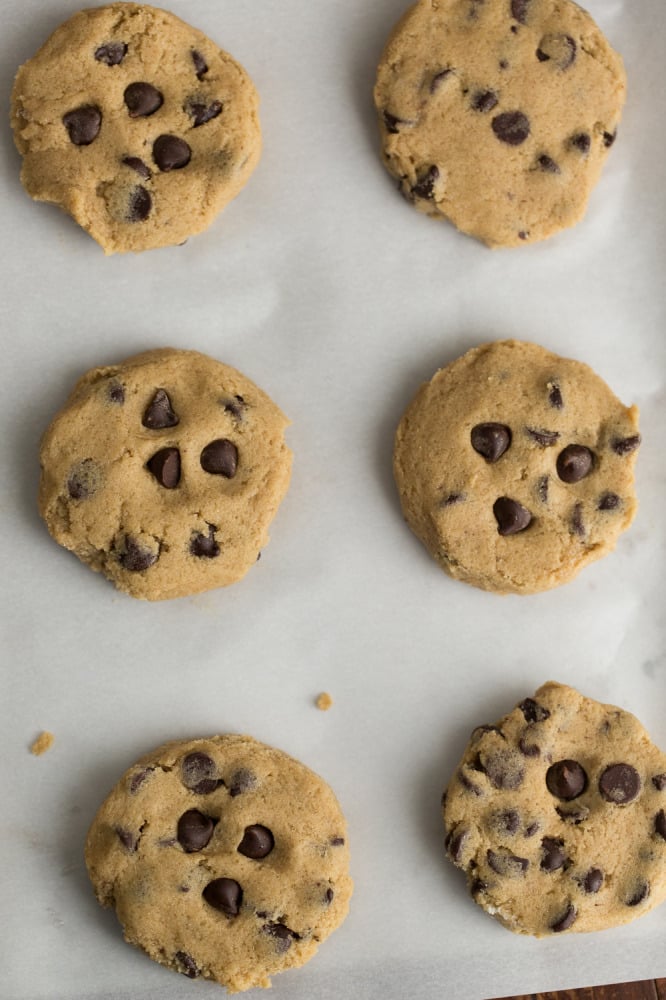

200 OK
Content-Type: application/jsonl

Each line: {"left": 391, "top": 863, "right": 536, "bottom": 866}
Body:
{"left": 85, "top": 734, "right": 352, "bottom": 991}
{"left": 442, "top": 682, "right": 666, "bottom": 935}
{"left": 11, "top": 3, "right": 261, "bottom": 253}
{"left": 38, "top": 348, "right": 292, "bottom": 600}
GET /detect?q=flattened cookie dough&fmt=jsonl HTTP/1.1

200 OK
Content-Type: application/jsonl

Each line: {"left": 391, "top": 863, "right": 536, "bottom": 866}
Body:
{"left": 39, "top": 348, "right": 292, "bottom": 600}
{"left": 85, "top": 735, "right": 353, "bottom": 991}
{"left": 442, "top": 682, "right": 666, "bottom": 935}
{"left": 393, "top": 340, "right": 640, "bottom": 594}
{"left": 374, "top": 0, "right": 626, "bottom": 246}
{"left": 11, "top": 3, "right": 261, "bottom": 253}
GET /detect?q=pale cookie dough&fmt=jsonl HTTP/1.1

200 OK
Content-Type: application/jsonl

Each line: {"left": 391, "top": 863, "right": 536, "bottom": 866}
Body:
{"left": 39, "top": 348, "right": 292, "bottom": 600}
{"left": 11, "top": 3, "right": 261, "bottom": 253}
{"left": 374, "top": 0, "right": 626, "bottom": 247}
{"left": 393, "top": 340, "right": 640, "bottom": 594}
{"left": 85, "top": 735, "right": 353, "bottom": 992}
{"left": 442, "top": 682, "right": 666, "bottom": 935}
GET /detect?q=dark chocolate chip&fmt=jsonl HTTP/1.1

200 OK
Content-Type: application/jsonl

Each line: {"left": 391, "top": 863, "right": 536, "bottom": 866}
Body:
{"left": 430, "top": 68, "right": 453, "bottom": 93}
{"left": 493, "top": 497, "right": 532, "bottom": 535}
{"left": 498, "top": 810, "right": 520, "bottom": 834}
{"left": 229, "top": 768, "right": 257, "bottom": 796}
{"left": 540, "top": 837, "right": 566, "bottom": 872}
{"left": 67, "top": 458, "right": 100, "bottom": 500}
{"left": 458, "top": 770, "right": 483, "bottom": 796}
{"left": 519, "top": 698, "right": 550, "bottom": 724}
{"left": 551, "top": 903, "right": 576, "bottom": 932}
{"left": 472, "top": 90, "right": 498, "bottom": 112}
{"left": 655, "top": 810, "right": 666, "bottom": 840}
{"left": 223, "top": 394, "right": 246, "bottom": 419}
{"left": 262, "top": 921, "right": 299, "bottom": 951}
{"left": 124, "top": 82, "right": 163, "bottom": 117}
{"left": 153, "top": 135, "right": 192, "bottom": 172}
{"left": 200, "top": 439, "right": 238, "bottom": 478}
{"left": 383, "top": 111, "right": 413, "bottom": 133}
{"left": 471, "top": 423, "right": 511, "bottom": 462}
{"left": 238, "top": 825, "right": 274, "bottom": 859}
{"left": 537, "top": 475, "right": 549, "bottom": 503}
{"left": 557, "top": 444, "right": 594, "bottom": 483}
{"left": 187, "top": 99, "right": 223, "bottom": 127}
{"left": 571, "top": 502, "right": 585, "bottom": 538}
{"left": 181, "top": 752, "right": 221, "bottom": 794}
{"left": 94, "top": 42, "right": 127, "bottom": 66}
{"left": 536, "top": 154, "right": 560, "bottom": 174}
{"left": 442, "top": 492, "right": 466, "bottom": 506}
{"left": 518, "top": 738, "right": 540, "bottom": 757}
{"left": 626, "top": 881, "right": 650, "bottom": 906}
{"left": 108, "top": 382, "right": 125, "bottom": 404}
{"left": 536, "top": 34, "right": 577, "bottom": 69}
{"left": 518, "top": 230, "right": 529, "bottom": 240}
{"left": 491, "top": 111, "right": 530, "bottom": 146}
{"left": 190, "top": 524, "right": 220, "bottom": 559}
{"left": 445, "top": 827, "right": 468, "bottom": 862}
{"left": 118, "top": 537, "right": 158, "bottom": 572}
{"left": 471, "top": 724, "right": 504, "bottom": 741}
{"left": 487, "top": 849, "right": 529, "bottom": 876}
{"left": 412, "top": 165, "right": 439, "bottom": 200}
{"left": 524, "top": 822, "right": 540, "bottom": 838}
{"left": 174, "top": 951, "right": 199, "bottom": 979}
{"left": 546, "top": 760, "right": 588, "bottom": 800}
{"left": 146, "top": 447, "right": 180, "bottom": 489}
{"left": 548, "top": 384, "right": 563, "bottom": 408}
{"left": 325, "top": 888, "right": 334, "bottom": 904}
{"left": 142, "top": 388, "right": 179, "bottom": 429}
{"left": 603, "top": 130, "right": 617, "bottom": 148}
{"left": 598, "top": 492, "right": 620, "bottom": 511}
{"left": 128, "top": 185, "right": 152, "bottom": 222}
{"left": 63, "top": 106, "right": 101, "bottom": 146}
{"left": 122, "top": 156, "right": 152, "bottom": 180}
{"left": 582, "top": 868, "right": 603, "bottom": 893}
{"left": 191, "top": 49, "right": 208, "bottom": 79}
{"left": 177, "top": 809, "right": 215, "bottom": 852}
{"left": 510, "top": 0, "right": 531, "bottom": 23}
{"left": 526, "top": 427, "right": 560, "bottom": 447}
{"left": 556, "top": 805, "right": 589, "bottom": 824}
{"left": 115, "top": 826, "right": 139, "bottom": 852}
{"left": 129, "top": 768, "right": 152, "bottom": 794}
{"left": 570, "top": 132, "right": 591, "bottom": 154}
{"left": 611, "top": 434, "right": 641, "bottom": 456}
{"left": 471, "top": 878, "right": 489, "bottom": 896}
{"left": 330, "top": 836, "right": 345, "bottom": 846}
{"left": 203, "top": 878, "right": 242, "bottom": 916}
{"left": 653, "top": 774, "right": 666, "bottom": 791}
{"left": 599, "top": 763, "right": 641, "bottom": 804}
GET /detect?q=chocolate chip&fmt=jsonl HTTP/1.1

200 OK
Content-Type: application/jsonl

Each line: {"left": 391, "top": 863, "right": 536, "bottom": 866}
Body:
{"left": 442, "top": 492, "right": 466, "bottom": 506}
{"left": 223, "top": 395, "right": 246, "bottom": 419}
{"left": 548, "top": 384, "right": 563, "bottom": 408}
{"left": 262, "top": 922, "right": 298, "bottom": 951}
{"left": 325, "top": 888, "right": 334, "bottom": 904}
{"left": 115, "top": 826, "right": 139, "bottom": 852}
{"left": 491, "top": 111, "right": 530, "bottom": 146}
{"left": 412, "top": 165, "right": 439, "bottom": 200}
{"left": 482, "top": 749, "right": 524, "bottom": 790}
{"left": 536, "top": 34, "right": 577, "bottom": 69}
{"left": 611, "top": 434, "right": 641, "bottom": 456}
{"left": 471, "top": 90, "right": 498, "bottom": 112}
{"left": 330, "top": 836, "right": 345, "bottom": 846}
{"left": 238, "top": 825, "right": 274, "bottom": 859}
{"left": 229, "top": 768, "right": 257, "bottom": 796}
{"left": 603, "top": 130, "right": 617, "bottom": 148}
{"left": 653, "top": 809, "right": 666, "bottom": 841}
{"left": 458, "top": 770, "right": 483, "bottom": 796}
{"left": 518, "top": 230, "right": 529, "bottom": 240}
{"left": 124, "top": 82, "right": 163, "bottom": 117}
{"left": 146, "top": 447, "right": 180, "bottom": 489}
{"left": 118, "top": 537, "right": 158, "bottom": 572}
{"left": 127, "top": 185, "right": 152, "bottom": 222}
{"left": 536, "top": 154, "right": 560, "bottom": 174}
{"left": 142, "top": 389, "right": 179, "bottom": 429}
{"left": 653, "top": 774, "right": 666, "bottom": 791}
{"left": 493, "top": 497, "right": 532, "bottom": 535}
{"left": 187, "top": 99, "right": 222, "bottom": 127}
{"left": 510, "top": 0, "right": 531, "bottom": 23}
{"left": 177, "top": 810, "right": 215, "bottom": 852}
{"left": 122, "top": 156, "right": 152, "bottom": 180}
{"left": 526, "top": 427, "right": 559, "bottom": 446}
{"left": 108, "top": 382, "right": 125, "bottom": 403}
{"left": 571, "top": 502, "right": 585, "bottom": 538}
{"left": 153, "top": 135, "right": 192, "bottom": 172}
{"left": 487, "top": 849, "right": 529, "bottom": 876}
{"left": 95, "top": 42, "right": 127, "bottom": 66}
{"left": 557, "top": 444, "right": 593, "bottom": 483}
{"left": 63, "top": 106, "right": 101, "bottom": 146}
{"left": 181, "top": 752, "right": 221, "bottom": 794}
{"left": 570, "top": 132, "right": 591, "bottom": 154}
{"left": 518, "top": 738, "right": 540, "bottom": 757}
{"left": 174, "top": 951, "right": 199, "bottom": 979}
{"left": 471, "top": 878, "right": 489, "bottom": 896}
{"left": 524, "top": 821, "right": 540, "bottom": 838}
{"left": 599, "top": 763, "right": 641, "bottom": 804}
{"left": 383, "top": 111, "right": 413, "bottom": 133}
{"left": 190, "top": 524, "right": 220, "bottom": 559}
{"left": 430, "top": 68, "right": 453, "bottom": 93}
{"left": 537, "top": 475, "right": 549, "bottom": 503}
{"left": 471, "top": 724, "right": 504, "bottom": 741}
{"left": 519, "top": 698, "right": 550, "bottom": 724}
{"left": 203, "top": 878, "right": 242, "bottom": 916}
{"left": 582, "top": 868, "right": 603, "bottom": 893}
{"left": 546, "top": 760, "right": 587, "bottom": 800}
{"left": 498, "top": 810, "right": 520, "bottom": 834}
{"left": 499, "top": 59, "right": 509, "bottom": 69}
{"left": 626, "top": 881, "right": 650, "bottom": 907}
{"left": 556, "top": 804, "right": 589, "bottom": 824}
{"left": 67, "top": 458, "right": 100, "bottom": 500}
{"left": 598, "top": 492, "right": 620, "bottom": 511}
{"left": 471, "top": 423, "right": 511, "bottom": 462}
{"left": 541, "top": 837, "right": 566, "bottom": 872}
{"left": 200, "top": 439, "right": 238, "bottom": 478}
{"left": 551, "top": 903, "right": 576, "bottom": 932}
{"left": 191, "top": 49, "right": 208, "bottom": 79}
{"left": 445, "top": 827, "right": 468, "bottom": 862}
{"left": 129, "top": 768, "right": 152, "bottom": 794}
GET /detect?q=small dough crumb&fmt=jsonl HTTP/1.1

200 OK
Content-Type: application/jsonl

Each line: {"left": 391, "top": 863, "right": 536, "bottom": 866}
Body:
{"left": 31, "top": 731, "right": 55, "bottom": 756}
{"left": 315, "top": 692, "right": 333, "bottom": 711}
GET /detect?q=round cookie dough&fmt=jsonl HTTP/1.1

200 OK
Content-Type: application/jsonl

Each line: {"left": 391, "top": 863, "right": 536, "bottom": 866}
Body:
{"left": 393, "top": 340, "right": 640, "bottom": 594}
{"left": 85, "top": 734, "right": 353, "bottom": 991}
{"left": 39, "top": 348, "right": 292, "bottom": 600}
{"left": 442, "top": 682, "right": 666, "bottom": 935}
{"left": 373, "top": 0, "right": 626, "bottom": 247}
{"left": 11, "top": 3, "right": 261, "bottom": 253}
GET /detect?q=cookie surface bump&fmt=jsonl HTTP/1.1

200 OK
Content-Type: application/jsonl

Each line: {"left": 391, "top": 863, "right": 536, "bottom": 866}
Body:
{"left": 374, "top": 0, "right": 626, "bottom": 246}
{"left": 85, "top": 735, "right": 352, "bottom": 991}
{"left": 393, "top": 340, "right": 640, "bottom": 594}
{"left": 11, "top": 3, "right": 261, "bottom": 253}
{"left": 39, "top": 348, "right": 292, "bottom": 600}
{"left": 442, "top": 682, "right": 666, "bottom": 935}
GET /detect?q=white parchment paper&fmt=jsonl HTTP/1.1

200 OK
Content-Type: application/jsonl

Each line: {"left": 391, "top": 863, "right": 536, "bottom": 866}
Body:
{"left": 1, "top": 1, "right": 664, "bottom": 998}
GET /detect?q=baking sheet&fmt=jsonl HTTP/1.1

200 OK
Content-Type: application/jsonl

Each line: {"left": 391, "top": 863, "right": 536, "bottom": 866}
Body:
{"left": 1, "top": 0, "right": 664, "bottom": 997}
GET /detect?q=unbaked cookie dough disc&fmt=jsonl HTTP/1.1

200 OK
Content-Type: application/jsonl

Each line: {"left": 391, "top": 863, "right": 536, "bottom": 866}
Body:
{"left": 85, "top": 735, "right": 353, "bottom": 991}
{"left": 442, "top": 682, "right": 666, "bottom": 935}
{"left": 393, "top": 340, "right": 640, "bottom": 594}
{"left": 373, "top": 0, "right": 626, "bottom": 247}
{"left": 11, "top": 3, "right": 261, "bottom": 253}
{"left": 39, "top": 348, "right": 292, "bottom": 601}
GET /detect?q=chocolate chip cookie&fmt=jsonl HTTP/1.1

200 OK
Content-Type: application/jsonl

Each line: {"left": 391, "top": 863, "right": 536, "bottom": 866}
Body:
{"left": 39, "top": 348, "right": 292, "bottom": 600}
{"left": 85, "top": 735, "right": 353, "bottom": 991}
{"left": 393, "top": 340, "right": 640, "bottom": 594}
{"left": 374, "top": 0, "right": 626, "bottom": 246}
{"left": 442, "top": 682, "right": 666, "bottom": 935}
{"left": 11, "top": 3, "right": 261, "bottom": 253}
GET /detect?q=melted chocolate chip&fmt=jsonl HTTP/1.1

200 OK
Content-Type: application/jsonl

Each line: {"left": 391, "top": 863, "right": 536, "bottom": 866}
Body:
{"left": 142, "top": 389, "right": 178, "bottom": 429}
{"left": 541, "top": 837, "right": 566, "bottom": 872}
{"left": 203, "top": 878, "right": 242, "bottom": 916}
{"left": 548, "top": 384, "right": 563, "bottom": 408}
{"left": 482, "top": 750, "right": 524, "bottom": 790}
{"left": 412, "top": 165, "right": 439, "bottom": 200}
{"left": 146, "top": 447, "right": 180, "bottom": 489}
{"left": 557, "top": 444, "right": 593, "bottom": 483}
{"left": 493, "top": 497, "right": 532, "bottom": 535}
{"left": 229, "top": 768, "right": 256, "bottom": 796}
{"left": 118, "top": 537, "right": 158, "bottom": 572}
{"left": 128, "top": 185, "right": 152, "bottom": 222}
{"left": 67, "top": 458, "right": 100, "bottom": 500}
{"left": 551, "top": 903, "right": 576, "bottom": 932}
{"left": 177, "top": 809, "right": 215, "bottom": 852}
{"left": 174, "top": 951, "right": 199, "bottom": 979}
{"left": 626, "top": 881, "right": 650, "bottom": 906}
{"left": 526, "top": 427, "right": 559, "bottom": 447}
{"left": 571, "top": 502, "right": 585, "bottom": 538}
{"left": 599, "top": 763, "right": 641, "bottom": 804}
{"left": 190, "top": 524, "right": 220, "bottom": 559}
{"left": 537, "top": 154, "right": 560, "bottom": 174}
{"left": 471, "top": 423, "right": 511, "bottom": 462}
{"left": 124, "top": 82, "right": 163, "bottom": 117}
{"left": 237, "top": 825, "right": 274, "bottom": 859}
{"left": 129, "top": 768, "right": 152, "bottom": 794}
{"left": 598, "top": 492, "right": 620, "bottom": 511}
{"left": 510, "top": 0, "right": 531, "bottom": 23}
{"left": 611, "top": 434, "right": 641, "bottom": 456}
{"left": 181, "top": 752, "right": 221, "bottom": 794}
{"left": 519, "top": 698, "right": 550, "bottom": 724}
{"left": 603, "top": 130, "right": 617, "bottom": 148}
{"left": 191, "top": 50, "right": 208, "bottom": 79}
{"left": 537, "top": 475, "right": 549, "bottom": 503}
{"left": 536, "top": 34, "right": 577, "bottom": 69}
{"left": 95, "top": 42, "right": 127, "bottom": 66}
{"left": 487, "top": 849, "right": 529, "bottom": 876}
{"left": 122, "top": 156, "right": 152, "bottom": 180}
{"left": 655, "top": 810, "right": 666, "bottom": 840}
{"left": 582, "top": 868, "right": 603, "bottom": 893}
{"left": 546, "top": 760, "right": 587, "bottom": 800}
{"left": 187, "top": 100, "right": 223, "bottom": 127}
{"left": 491, "top": 111, "right": 530, "bottom": 146}
{"left": 471, "top": 90, "right": 498, "bottom": 112}
{"left": 200, "top": 439, "right": 238, "bottom": 478}
{"left": 570, "top": 132, "right": 591, "bottom": 154}
{"left": 63, "top": 106, "right": 101, "bottom": 146}
{"left": 153, "top": 135, "right": 192, "bottom": 172}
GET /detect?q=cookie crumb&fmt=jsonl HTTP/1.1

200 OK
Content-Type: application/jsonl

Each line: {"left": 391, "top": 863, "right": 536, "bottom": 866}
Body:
{"left": 30, "top": 731, "right": 55, "bottom": 756}
{"left": 315, "top": 692, "right": 333, "bottom": 711}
